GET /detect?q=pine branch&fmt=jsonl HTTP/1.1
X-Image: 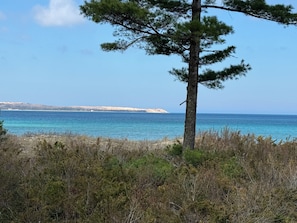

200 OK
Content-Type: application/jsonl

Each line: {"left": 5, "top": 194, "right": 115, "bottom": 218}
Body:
{"left": 202, "top": 4, "right": 297, "bottom": 25}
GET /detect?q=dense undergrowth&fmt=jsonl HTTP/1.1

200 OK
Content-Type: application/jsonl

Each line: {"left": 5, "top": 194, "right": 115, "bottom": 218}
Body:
{"left": 1, "top": 123, "right": 297, "bottom": 222}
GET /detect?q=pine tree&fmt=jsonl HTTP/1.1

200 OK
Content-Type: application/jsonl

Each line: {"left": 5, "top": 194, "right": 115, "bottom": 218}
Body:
{"left": 80, "top": 0, "right": 297, "bottom": 149}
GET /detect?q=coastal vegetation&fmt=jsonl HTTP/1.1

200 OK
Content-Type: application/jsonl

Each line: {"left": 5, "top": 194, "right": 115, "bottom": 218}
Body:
{"left": 1, "top": 126, "right": 297, "bottom": 222}
{"left": 0, "top": 120, "right": 7, "bottom": 138}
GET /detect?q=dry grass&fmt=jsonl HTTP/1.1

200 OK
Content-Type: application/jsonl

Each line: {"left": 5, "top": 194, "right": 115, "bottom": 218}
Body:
{"left": 16, "top": 133, "right": 176, "bottom": 156}
{"left": 1, "top": 129, "right": 297, "bottom": 222}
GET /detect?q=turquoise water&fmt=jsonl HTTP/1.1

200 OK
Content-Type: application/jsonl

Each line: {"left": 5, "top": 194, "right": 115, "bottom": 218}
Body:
{"left": 1, "top": 111, "right": 297, "bottom": 141}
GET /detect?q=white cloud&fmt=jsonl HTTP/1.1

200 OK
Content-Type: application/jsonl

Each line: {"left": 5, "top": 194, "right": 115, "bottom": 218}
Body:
{"left": 33, "top": 0, "right": 85, "bottom": 27}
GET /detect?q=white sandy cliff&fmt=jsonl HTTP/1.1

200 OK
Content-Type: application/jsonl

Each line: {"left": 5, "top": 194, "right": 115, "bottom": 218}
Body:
{"left": 0, "top": 102, "right": 168, "bottom": 113}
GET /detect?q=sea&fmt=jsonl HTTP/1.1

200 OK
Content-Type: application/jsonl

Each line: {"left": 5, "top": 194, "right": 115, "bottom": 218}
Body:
{"left": 1, "top": 110, "right": 297, "bottom": 141}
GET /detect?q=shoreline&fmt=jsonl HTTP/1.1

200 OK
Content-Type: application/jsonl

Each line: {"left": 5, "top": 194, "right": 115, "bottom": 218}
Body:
{"left": 0, "top": 109, "right": 168, "bottom": 113}
{"left": 0, "top": 102, "right": 168, "bottom": 114}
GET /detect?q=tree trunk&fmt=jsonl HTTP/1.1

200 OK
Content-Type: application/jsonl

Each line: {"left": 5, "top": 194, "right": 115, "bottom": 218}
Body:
{"left": 183, "top": 72, "right": 198, "bottom": 149}
{"left": 183, "top": 0, "right": 201, "bottom": 149}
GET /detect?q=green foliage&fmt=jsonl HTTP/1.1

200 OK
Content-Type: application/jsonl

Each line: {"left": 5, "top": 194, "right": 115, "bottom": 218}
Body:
{"left": 166, "top": 141, "right": 183, "bottom": 156}
{"left": 2, "top": 132, "right": 297, "bottom": 222}
{"left": 126, "top": 154, "right": 174, "bottom": 185}
{"left": 80, "top": 0, "right": 253, "bottom": 89}
{"left": 199, "top": 60, "right": 251, "bottom": 89}
{"left": 183, "top": 148, "right": 209, "bottom": 166}
{"left": 0, "top": 134, "right": 23, "bottom": 223}
{"left": 223, "top": 0, "right": 297, "bottom": 25}
{"left": 0, "top": 120, "right": 7, "bottom": 139}
{"left": 80, "top": 0, "right": 297, "bottom": 87}
{"left": 221, "top": 156, "right": 244, "bottom": 179}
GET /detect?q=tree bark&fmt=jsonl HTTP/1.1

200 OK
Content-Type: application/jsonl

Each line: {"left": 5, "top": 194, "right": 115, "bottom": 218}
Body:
{"left": 183, "top": 0, "right": 201, "bottom": 149}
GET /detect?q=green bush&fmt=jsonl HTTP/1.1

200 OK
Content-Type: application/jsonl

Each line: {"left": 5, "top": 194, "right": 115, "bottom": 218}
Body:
{"left": 167, "top": 141, "right": 183, "bottom": 156}
{"left": 221, "top": 156, "right": 244, "bottom": 179}
{"left": 0, "top": 120, "right": 7, "bottom": 136}
{"left": 0, "top": 130, "right": 24, "bottom": 222}
{"left": 0, "top": 120, "right": 7, "bottom": 143}
{"left": 183, "top": 149, "right": 209, "bottom": 166}
{"left": 126, "top": 154, "right": 173, "bottom": 186}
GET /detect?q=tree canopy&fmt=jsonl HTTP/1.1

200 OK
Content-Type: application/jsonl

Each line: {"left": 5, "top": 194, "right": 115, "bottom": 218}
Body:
{"left": 81, "top": 0, "right": 297, "bottom": 149}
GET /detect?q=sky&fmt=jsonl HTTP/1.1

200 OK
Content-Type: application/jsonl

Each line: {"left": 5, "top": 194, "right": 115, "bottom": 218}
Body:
{"left": 1, "top": 0, "right": 296, "bottom": 114}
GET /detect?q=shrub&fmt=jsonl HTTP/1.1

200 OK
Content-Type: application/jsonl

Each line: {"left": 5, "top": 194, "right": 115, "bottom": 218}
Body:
{"left": 183, "top": 149, "right": 209, "bottom": 166}
{"left": 221, "top": 156, "right": 244, "bottom": 179}
{"left": 0, "top": 120, "right": 7, "bottom": 135}
{"left": 0, "top": 128, "right": 24, "bottom": 222}
{"left": 166, "top": 141, "right": 183, "bottom": 156}
{"left": 0, "top": 120, "right": 7, "bottom": 143}
{"left": 126, "top": 154, "right": 174, "bottom": 186}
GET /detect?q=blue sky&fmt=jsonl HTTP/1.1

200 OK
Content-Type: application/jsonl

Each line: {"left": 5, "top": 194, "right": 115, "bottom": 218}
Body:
{"left": 1, "top": 0, "right": 296, "bottom": 114}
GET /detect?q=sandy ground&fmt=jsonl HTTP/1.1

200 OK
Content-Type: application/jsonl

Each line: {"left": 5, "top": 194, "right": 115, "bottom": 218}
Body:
{"left": 12, "top": 133, "right": 178, "bottom": 156}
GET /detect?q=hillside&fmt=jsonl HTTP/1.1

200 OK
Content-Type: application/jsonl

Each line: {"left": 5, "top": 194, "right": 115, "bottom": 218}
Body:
{"left": 0, "top": 102, "right": 168, "bottom": 113}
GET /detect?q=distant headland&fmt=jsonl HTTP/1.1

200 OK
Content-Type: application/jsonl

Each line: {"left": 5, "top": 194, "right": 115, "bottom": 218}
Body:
{"left": 0, "top": 102, "right": 168, "bottom": 113}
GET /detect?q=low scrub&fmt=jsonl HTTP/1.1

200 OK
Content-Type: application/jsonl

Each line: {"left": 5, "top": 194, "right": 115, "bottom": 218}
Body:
{"left": 1, "top": 130, "right": 297, "bottom": 222}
